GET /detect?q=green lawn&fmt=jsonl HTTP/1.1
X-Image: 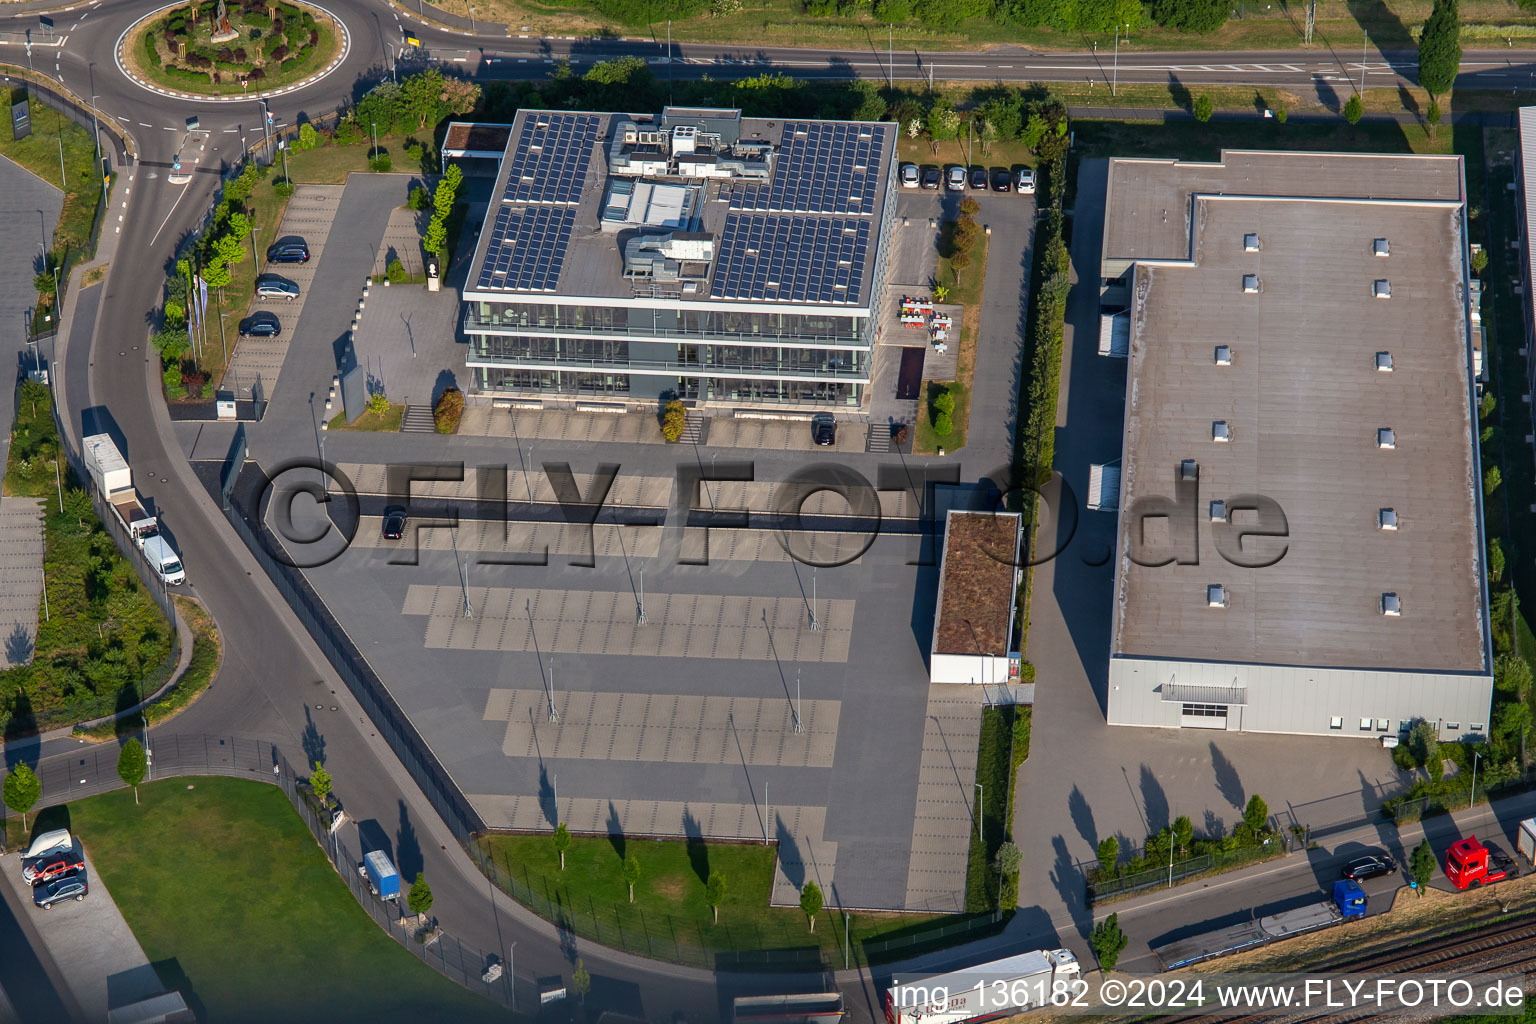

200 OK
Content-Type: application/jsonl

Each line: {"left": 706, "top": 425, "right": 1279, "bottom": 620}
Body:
{"left": 130, "top": 14, "right": 343, "bottom": 98}
{"left": 479, "top": 832, "right": 970, "bottom": 966}
{"left": 329, "top": 403, "right": 405, "bottom": 431}
{"left": 64, "top": 778, "right": 500, "bottom": 1024}
{"left": 916, "top": 227, "right": 987, "bottom": 454}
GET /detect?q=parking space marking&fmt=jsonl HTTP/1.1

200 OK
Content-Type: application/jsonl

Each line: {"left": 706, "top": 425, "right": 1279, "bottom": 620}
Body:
{"left": 465, "top": 793, "right": 826, "bottom": 844}
{"left": 486, "top": 689, "right": 840, "bottom": 767}
{"left": 902, "top": 685, "right": 987, "bottom": 911}
{"left": 405, "top": 585, "right": 855, "bottom": 662}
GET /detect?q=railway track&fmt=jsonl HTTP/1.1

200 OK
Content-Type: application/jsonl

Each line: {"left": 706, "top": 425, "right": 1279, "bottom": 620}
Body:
{"left": 1138, "top": 913, "right": 1536, "bottom": 1024}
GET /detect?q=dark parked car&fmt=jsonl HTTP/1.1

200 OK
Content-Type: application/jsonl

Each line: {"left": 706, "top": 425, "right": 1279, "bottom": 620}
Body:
{"left": 991, "top": 168, "right": 1012, "bottom": 192}
{"left": 810, "top": 414, "right": 836, "bottom": 447}
{"left": 239, "top": 313, "right": 282, "bottom": 338}
{"left": 266, "top": 239, "right": 310, "bottom": 264}
{"left": 969, "top": 166, "right": 988, "bottom": 191}
{"left": 920, "top": 166, "right": 941, "bottom": 190}
{"left": 1341, "top": 853, "right": 1395, "bottom": 881}
{"left": 381, "top": 505, "right": 408, "bottom": 540}
{"left": 23, "top": 843, "right": 83, "bottom": 885}
{"left": 34, "top": 868, "right": 87, "bottom": 908}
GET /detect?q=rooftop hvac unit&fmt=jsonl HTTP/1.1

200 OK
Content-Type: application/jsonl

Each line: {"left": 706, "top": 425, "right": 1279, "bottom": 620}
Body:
{"left": 1207, "top": 584, "right": 1228, "bottom": 608}
{"left": 1214, "top": 345, "right": 1232, "bottom": 365}
{"left": 1379, "top": 508, "right": 1398, "bottom": 530}
{"left": 1381, "top": 593, "right": 1401, "bottom": 616}
{"left": 1377, "top": 427, "right": 1396, "bottom": 449}
{"left": 1376, "top": 351, "right": 1393, "bottom": 372}
{"left": 1374, "top": 237, "right": 1390, "bottom": 257}
{"left": 1242, "top": 274, "right": 1260, "bottom": 293}
{"left": 1243, "top": 232, "right": 1260, "bottom": 252}
{"left": 1374, "top": 279, "right": 1391, "bottom": 299}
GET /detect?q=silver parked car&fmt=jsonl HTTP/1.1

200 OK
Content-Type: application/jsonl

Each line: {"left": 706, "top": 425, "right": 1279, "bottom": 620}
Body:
{"left": 34, "top": 867, "right": 87, "bottom": 908}
{"left": 256, "top": 275, "right": 300, "bottom": 301}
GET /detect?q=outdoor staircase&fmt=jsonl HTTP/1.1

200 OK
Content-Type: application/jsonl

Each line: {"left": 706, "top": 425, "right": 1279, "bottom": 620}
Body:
{"left": 400, "top": 406, "right": 437, "bottom": 433}
{"left": 867, "top": 423, "right": 892, "bottom": 453}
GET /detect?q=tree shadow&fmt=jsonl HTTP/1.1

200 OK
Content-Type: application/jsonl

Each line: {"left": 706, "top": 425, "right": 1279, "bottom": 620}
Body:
{"left": 4, "top": 688, "right": 36, "bottom": 750}
{"left": 537, "top": 764, "right": 556, "bottom": 829}
{"left": 396, "top": 799, "right": 422, "bottom": 881}
{"left": 1345, "top": 0, "right": 1413, "bottom": 52}
{"left": 775, "top": 812, "right": 804, "bottom": 891}
{"left": 1167, "top": 72, "right": 1193, "bottom": 114}
{"left": 1049, "top": 834, "right": 1093, "bottom": 941}
{"left": 1139, "top": 764, "right": 1169, "bottom": 835}
{"left": 1068, "top": 784, "right": 1097, "bottom": 849}
{"left": 1398, "top": 83, "right": 1422, "bottom": 125}
{"left": 144, "top": 959, "right": 206, "bottom": 1024}
{"left": 432, "top": 368, "right": 458, "bottom": 407}
{"left": 1209, "top": 741, "right": 1245, "bottom": 810}
{"left": 301, "top": 704, "right": 325, "bottom": 768}
{"left": 606, "top": 800, "right": 624, "bottom": 862}
{"left": 2, "top": 623, "right": 32, "bottom": 668}
{"left": 1203, "top": 809, "right": 1227, "bottom": 838}
{"left": 683, "top": 807, "right": 708, "bottom": 885}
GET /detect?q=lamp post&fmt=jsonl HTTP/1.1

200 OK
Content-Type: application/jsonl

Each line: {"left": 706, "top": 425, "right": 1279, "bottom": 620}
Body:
{"left": 370, "top": 121, "right": 378, "bottom": 162}
{"left": 637, "top": 562, "right": 647, "bottom": 624}
{"left": 794, "top": 668, "right": 803, "bottom": 734}
{"left": 974, "top": 782, "right": 984, "bottom": 846}
{"left": 468, "top": 4, "right": 476, "bottom": 33}
{"left": 1113, "top": 25, "right": 1122, "bottom": 97}
{"left": 218, "top": 312, "right": 229, "bottom": 365}
{"left": 1470, "top": 750, "right": 1482, "bottom": 809}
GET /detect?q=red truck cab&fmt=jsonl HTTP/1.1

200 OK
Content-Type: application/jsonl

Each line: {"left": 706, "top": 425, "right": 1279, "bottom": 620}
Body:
{"left": 1445, "top": 836, "right": 1517, "bottom": 889}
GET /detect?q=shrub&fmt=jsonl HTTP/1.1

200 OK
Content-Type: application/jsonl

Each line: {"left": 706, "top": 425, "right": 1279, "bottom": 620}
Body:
{"left": 1193, "top": 94, "right": 1213, "bottom": 122}
{"left": 335, "top": 119, "right": 364, "bottom": 145}
{"left": 309, "top": 28, "right": 319, "bottom": 45}
{"left": 144, "top": 33, "right": 163, "bottom": 66}
{"left": 387, "top": 257, "right": 407, "bottom": 284}
{"left": 163, "top": 301, "right": 186, "bottom": 330}
{"left": 299, "top": 122, "right": 319, "bottom": 149}
{"left": 163, "top": 363, "right": 187, "bottom": 399}
{"left": 408, "top": 185, "right": 428, "bottom": 210}
{"left": 243, "top": 9, "right": 271, "bottom": 27}
{"left": 433, "top": 386, "right": 464, "bottom": 433}
{"left": 247, "top": 68, "right": 264, "bottom": 80}
{"left": 1275, "top": 104, "right": 1288, "bottom": 123}
{"left": 270, "top": 44, "right": 289, "bottom": 61}
{"left": 934, "top": 412, "right": 954, "bottom": 436}
{"left": 660, "top": 399, "right": 687, "bottom": 442}
{"left": 234, "top": 47, "right": 248, "bottom": 61}
{"left": 405, "top": 142, "right": 424, "bottom": 163}
{"left": 370, "top": 154, "right": 393, "bottom": 172}
{"left": 1472, "top": 247, "right": 1489, "bottom": 274}
{"left": 274, "top": 179, "right": 294, "bottom": 196}
{"left": 182, "top": 367, "right": 209, "bottom": 399}
{"left": 932, "top": 389, "right": 955, "bottom": 415}
{"left": 1343, "top": 93, "right": 1363, "bottom": 124}
{"left": 367, "top": 391, "right": 390, "bottom": 415}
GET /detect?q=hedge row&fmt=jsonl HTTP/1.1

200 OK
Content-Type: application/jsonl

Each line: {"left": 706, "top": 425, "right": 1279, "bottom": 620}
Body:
{"left": 1018, "top": 153, "right": 1070, "bottom": 488}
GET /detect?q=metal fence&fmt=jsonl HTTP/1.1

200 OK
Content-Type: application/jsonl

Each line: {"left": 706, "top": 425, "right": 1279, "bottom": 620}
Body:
{"left": 470, "top": 839, "right": 1007, "bottom": 972}
{"left": 12, "top": 734, "right": 515, "bottom": 1010}
{"left": 1085, "top": 843, "right": 1287, "bottom": 902}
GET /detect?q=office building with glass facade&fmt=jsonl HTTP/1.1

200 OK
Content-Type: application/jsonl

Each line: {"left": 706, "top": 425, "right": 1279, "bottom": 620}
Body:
{"left": 461, "top": 106, "right": 899, "bottom": 409}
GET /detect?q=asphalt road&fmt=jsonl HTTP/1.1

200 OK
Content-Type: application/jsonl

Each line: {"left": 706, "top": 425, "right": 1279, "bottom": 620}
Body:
{"left": 4, "top": 0, "right": 1536, "bottom": 1019}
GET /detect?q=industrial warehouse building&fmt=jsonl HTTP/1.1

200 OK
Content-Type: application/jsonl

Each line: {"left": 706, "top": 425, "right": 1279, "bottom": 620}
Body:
{"left": 1097, "top": 151, "right": 1494, "bottom": 740}
{"left": 460, "top": 106, "right": 898, "bottom": 410}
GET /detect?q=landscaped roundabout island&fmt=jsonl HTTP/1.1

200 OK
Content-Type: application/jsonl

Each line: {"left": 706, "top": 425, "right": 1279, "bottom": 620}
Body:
{"left": 124, "top": 0, "right": 345, "bottom": 97}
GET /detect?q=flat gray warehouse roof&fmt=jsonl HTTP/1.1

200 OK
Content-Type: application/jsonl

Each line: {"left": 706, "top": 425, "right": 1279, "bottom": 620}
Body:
{"left": 1103, "top": 150, "right": 1465, "bottom": 268}
{"left": 1109, "top": 153, "right": 1487, "bottom": 674}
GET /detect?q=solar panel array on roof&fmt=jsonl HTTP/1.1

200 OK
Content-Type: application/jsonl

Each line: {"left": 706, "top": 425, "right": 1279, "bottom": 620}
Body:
{"left": 728, "top": 121, "right": 888, "bottom": 214}
{"left": 503, "top": 113, "right": 600, "bottom": 205}
{"left": 710, "top": 214, "right": 869, "bottom": 303}
{"left": 477, "top": 206, "right": 575, "bottom": 292}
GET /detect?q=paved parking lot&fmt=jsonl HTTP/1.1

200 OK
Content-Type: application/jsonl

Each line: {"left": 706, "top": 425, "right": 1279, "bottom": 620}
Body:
{"left": 223, "top": 185, "right": 343, "bottom": 391}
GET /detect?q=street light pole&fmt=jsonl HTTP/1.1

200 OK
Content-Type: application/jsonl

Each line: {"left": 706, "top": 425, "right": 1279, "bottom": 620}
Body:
{"left": 975, "top": 782, "right": 984, "bottom": 847}
{"left": 218, "top": 312, "right": 229, "bottom": 365}
{"left": 1471, "top": 751, "right": 1482, "bottom": 808}
{"left": 794, "top": 668, "right": 802, "bottom": 734}
{"left": 637, "top": 563, "right": 647, "bottom": 624}
{"left": 1113, "top": 25, "right": 1120, "bottom": 98}
{"left": 1361, "top": 30, "right": 1368, "bottom": 95}
{"left": 548, "top": 657, "right": 558, "bottom": 723}
{"left": 810, "top": 566, "right": 820, "bottom": 631}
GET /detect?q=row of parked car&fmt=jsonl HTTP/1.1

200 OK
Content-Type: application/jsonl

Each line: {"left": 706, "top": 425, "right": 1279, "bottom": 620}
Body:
{"left": 900, "top": 162, "right": 1036, "bottom": 194}
{"left": 20, "top": 829, "right": 88, "bottom": 909}
{"left": 238, "top": 238, "right": 313, "bottom": 339}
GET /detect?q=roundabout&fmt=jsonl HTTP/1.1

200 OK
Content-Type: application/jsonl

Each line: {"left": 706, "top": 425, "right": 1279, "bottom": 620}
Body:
{"left": 113, "top": 0, "right": 351, "bottom": 102}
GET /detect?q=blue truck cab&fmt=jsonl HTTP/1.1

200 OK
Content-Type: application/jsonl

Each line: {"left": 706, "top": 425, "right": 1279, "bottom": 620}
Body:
{"left": 1333, "top": 878, "right": 1367, "bottom": 919}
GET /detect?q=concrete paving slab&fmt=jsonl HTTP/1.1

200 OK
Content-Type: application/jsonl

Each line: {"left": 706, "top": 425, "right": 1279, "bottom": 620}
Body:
{"left": 350, "top": 278, "right": 465, "bottom": 409}
{"left": 467, "top": 794, "right": 824, "bottom": 842}
{"left": 488, "top": 689, "right": 840, "bottom": 767}
{"left": 459, "top": 407, "right": 668, "bottom": 445}
{"left": 902, "top": 686, "right": 987, "bottom": 912}
{"left": 707, "top": 418, "right": 866, "bottom": 454}
{"left": 0, "top": 497, "right": 44, "bottom": 670}
{"left": 0, "top": 850, "right": 164, "bottom": 1023}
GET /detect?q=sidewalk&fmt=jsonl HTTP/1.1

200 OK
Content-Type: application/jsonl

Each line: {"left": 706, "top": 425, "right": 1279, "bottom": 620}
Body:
{"left": 1066, "top": 104, "right": 1516, "bottom": 127}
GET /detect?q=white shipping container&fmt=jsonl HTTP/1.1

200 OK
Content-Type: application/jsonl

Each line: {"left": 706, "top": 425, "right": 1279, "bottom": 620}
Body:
{"left": 82, "top": 433, "right": 132, "bottom": 497}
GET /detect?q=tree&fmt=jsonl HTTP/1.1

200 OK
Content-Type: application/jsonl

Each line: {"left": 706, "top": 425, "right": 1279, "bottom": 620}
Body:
{"left": 407, "top": 872, "right": 434, "bottom": 919}
{"left": 422, "top": 218, "right": 447, "bottom": 258}
{"left": 401, "top": 67, "right": 448, "bottom": 130}
{"left": 1243, "top": 794, "right": 1269, "bottom": 834}
{"left": 995, "top": 840, "right": 1022, "bottom": 878}
{"left": 1495, "top": 700, "right": 1531, "bottom": 754}
{"left": 553, "top": 822, "right": 571, "bottom": 869}
{"left": 1096, "top": 836, "right": 1119, "bottom": 874}
{"left": 623, "top": 854, "right": 641, "bottom": 903}
{"left": 959, "top": 196, "right": 980, "bottom": 218}
{"left": 1150, "top": 0, "right": 1227, "bottom": 33}
{"left": 1409, "top": 838, "right": 1436, "bottom": 893}
{"left": 572, "top": 958, "right": 591, "bottom": 1000}
{"left": 932, "top": 389, "right": 956, "bottom": 415}
{"left": 1408, "top": 719, "right": 1439, "bottom": 767}
{"left": 661, "top": 399, "right": 687, "bottom": 442}
{"left": 440, "top": 77, "right": 481, "bottom": 116}
{"left": 163, "top": 300, "right": 186, "bottom": 330}
{"left": 1480, "top": 390, "right": 1497, "bottom": 420}
{"left": 4, "top": 763, "right": 40, "bottom": 828}
{"left": 1275, "top": 103, "right": 1288, "bottom": 124}
{"left": 934, "top": 412, "right": 954, "bottom": 436}
{"left": 1489, "top": 538, "right": 1506, "bottom": 583}
{"left": 704, "top": 871, "right": 726, "bottom": 923}
{"left": 202, "top": 260, "right": 232, "bottom": 291}
{"left": 925, "top": 100, "right": 960, "bottom": 154}
{"left": 950, "top": 249, "right": 972, "bottom": 281}
{"left": 1090, "top": 912, "right": 1129, "bottom": 972}
{"left": 1173, "top": 814, "right": 1194, "bottom": 855}
{"left": 117, "top": 739, "right": 148, "bottom": 804}
{"left": 298, "top": 122, "right": 319, "bottom": 149}
{"left": 213, "top": 233, "right": 246, "bottom": 267}
{"left": 1193, "top": 94, "right": 1213, "bottom": 122}
{"left": 800, "top": 880, "right": 823, "bottom": 932}
{"left": 1417, "top": 0, "right": 1462, "bottom": 99}
{"left": 309, "top": 761, "right": 332, "bottom": 804}
{"left": 1472, "top": 247, "right": 1489, "bottom": 274}
{"left": 152, "top": 328, "right": 191, "bottom": 365}
{"left": 1427, "top": 100, "right": 1443, "bottom": 130}
{"left": 227, "top": 212, "right": 252, "bottom": 241}
{"left": 1343, "top": 94, "right": 1364, "bottom": 124}
{"left": 1486, "top": 465, "right": 1502, "bottom": 498}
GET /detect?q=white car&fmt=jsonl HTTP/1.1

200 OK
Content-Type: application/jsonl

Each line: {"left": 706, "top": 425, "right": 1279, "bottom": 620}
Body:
{"left": 256, "top": 276, "right": 300, "bottom": 301}
{"left": 945, "top": 165, "right": 966, "bottom": 192}
{"left": 900, "top": 162, "right": 919, "bottom": 188}
{"left": 1016, "top": 168, "right": 1037, "bottom": 194}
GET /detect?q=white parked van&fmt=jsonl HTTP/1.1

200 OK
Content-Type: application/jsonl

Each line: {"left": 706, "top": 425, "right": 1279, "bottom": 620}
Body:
{"left": 21, "top": 829, "right": 71, "bottom": 862}
{"left": 140, "top": 534, "right": 185, "bottom": 585}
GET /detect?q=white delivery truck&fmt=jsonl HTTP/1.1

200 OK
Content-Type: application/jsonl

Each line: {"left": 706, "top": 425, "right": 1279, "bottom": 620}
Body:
{"left": 1518, "top": 818, "right": 1536, "bottom": 865}
{"left": 884, "top": 949, "right": 1082, "bottom": 1024}
{"left": 83, "top": 433, "right": 158, "bottom": 541}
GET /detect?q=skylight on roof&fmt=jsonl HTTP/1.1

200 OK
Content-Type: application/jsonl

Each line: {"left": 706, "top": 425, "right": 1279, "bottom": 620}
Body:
{"left": 1208, "top": 584, "right": 1228, "bottom": 608}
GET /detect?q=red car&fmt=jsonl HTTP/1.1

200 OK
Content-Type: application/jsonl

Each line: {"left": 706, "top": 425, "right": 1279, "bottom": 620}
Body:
{"left": 23, "top": 844, "right": 83, "bottom": 885}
